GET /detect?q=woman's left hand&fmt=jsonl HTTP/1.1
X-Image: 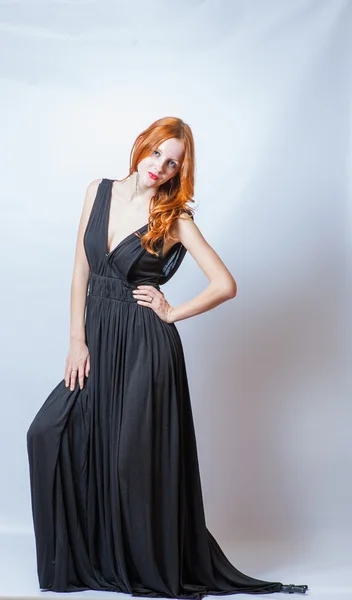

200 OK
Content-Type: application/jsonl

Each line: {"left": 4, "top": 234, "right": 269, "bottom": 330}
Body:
{"left": 133, "top": 285, "right": 175, "bottom": 323}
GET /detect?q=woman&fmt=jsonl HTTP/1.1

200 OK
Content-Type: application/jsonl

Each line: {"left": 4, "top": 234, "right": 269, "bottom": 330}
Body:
{"left": 27, "top": 116, "right": 308, "bottom": 597}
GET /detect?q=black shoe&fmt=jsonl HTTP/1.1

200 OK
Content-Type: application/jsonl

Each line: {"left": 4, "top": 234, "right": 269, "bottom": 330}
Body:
{"left": 281, "top": 584, "right": 308, "bottom": 594}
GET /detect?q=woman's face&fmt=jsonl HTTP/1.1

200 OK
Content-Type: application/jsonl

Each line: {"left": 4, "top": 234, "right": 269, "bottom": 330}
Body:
{"left": 137, "top": 137, "right": 184, "bottom": 189}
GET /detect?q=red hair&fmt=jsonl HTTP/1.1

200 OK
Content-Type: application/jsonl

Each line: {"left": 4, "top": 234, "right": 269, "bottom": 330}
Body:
{"left": 116, "top": 116, "right": 195, "bottom": 256}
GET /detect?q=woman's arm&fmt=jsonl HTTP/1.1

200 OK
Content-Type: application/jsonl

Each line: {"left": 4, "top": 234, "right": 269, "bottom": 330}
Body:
{"left": 69, "top": 178, "right": 102, "bottom": 342}
{"left": 168, "top": 215, "right": 237, "bottom": 324}
{"left": 64, "top": 178, "right": 102, "bottom": 390}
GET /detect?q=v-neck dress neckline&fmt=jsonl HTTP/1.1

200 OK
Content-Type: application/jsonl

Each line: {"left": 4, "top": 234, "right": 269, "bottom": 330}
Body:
{"left": 105, "top": 179, "right": 149, "bottom": 257}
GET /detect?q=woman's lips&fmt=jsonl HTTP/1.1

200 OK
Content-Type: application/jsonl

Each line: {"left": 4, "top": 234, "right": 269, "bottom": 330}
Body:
{"left": 148, "top": 172, "right": 159, "bottom": 180}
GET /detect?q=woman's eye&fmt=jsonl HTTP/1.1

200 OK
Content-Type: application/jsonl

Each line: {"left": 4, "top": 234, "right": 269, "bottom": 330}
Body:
{"left": 153, "top": 151, "right": 176, "bottom": 168}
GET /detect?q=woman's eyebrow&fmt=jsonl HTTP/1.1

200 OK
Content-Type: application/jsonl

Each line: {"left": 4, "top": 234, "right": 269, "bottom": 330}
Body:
{"left": 156, "top": 147, "right": 179, "bottom": 162}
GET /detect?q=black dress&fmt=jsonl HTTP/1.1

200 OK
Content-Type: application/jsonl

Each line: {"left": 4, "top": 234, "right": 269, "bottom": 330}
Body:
{"left": 27, "top": 178, "right": 308, "bottom": 597}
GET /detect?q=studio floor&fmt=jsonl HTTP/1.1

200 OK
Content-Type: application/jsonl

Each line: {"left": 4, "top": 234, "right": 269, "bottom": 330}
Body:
{"left": 0, "top": 532, "right": 350, "bottom": 600}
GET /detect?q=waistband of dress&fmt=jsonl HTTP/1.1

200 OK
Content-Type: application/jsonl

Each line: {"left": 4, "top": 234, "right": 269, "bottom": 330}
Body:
{"left": 88, "top": 272, "right": 160, "bottom": 303}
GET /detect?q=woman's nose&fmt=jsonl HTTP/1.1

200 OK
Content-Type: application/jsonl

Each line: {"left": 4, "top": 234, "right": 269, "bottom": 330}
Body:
{"left": 154, "top": 161, "right": 164, "bottom": 174}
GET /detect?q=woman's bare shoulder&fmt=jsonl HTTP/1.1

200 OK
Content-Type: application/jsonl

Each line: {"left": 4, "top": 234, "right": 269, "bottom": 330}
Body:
{"left": 83, "top": 178, "right": 103, "bottom": 205}
{"left": 86, "top": 177, "right": 104, "bottom": 196}
{"left": 79, "top": 178, "right": 104, "bottom": 223}
{"left": 169, "top": 208, "right": 194, "bottom": 243}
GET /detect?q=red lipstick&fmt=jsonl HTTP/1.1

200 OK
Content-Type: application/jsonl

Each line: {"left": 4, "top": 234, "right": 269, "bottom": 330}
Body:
{"left": 148, "top": 172, "right": 159, "bottom": 181}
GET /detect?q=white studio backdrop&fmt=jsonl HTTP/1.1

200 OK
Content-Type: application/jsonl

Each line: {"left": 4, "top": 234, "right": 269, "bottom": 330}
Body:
{"left": 0, "top": 0, "right": 350, "bottom": 564}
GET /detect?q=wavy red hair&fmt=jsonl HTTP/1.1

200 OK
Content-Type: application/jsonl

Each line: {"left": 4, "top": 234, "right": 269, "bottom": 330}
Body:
{"left": 115, "top": 116, "right": 195, "bottom": 256}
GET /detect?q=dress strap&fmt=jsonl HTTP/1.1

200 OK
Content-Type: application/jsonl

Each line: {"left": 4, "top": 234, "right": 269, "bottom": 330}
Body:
{"left": 83, "top": 178, "right": 111, "bottom": 256}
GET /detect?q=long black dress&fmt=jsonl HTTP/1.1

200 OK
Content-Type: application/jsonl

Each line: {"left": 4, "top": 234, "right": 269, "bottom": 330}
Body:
{"left": 27, "top": 178, "right": 307, "bottom": 597}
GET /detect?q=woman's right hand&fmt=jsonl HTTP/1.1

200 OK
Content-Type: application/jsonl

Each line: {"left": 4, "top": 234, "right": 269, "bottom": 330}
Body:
{"left": 64, "top": 340, "right": 90, "bottom": 391}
